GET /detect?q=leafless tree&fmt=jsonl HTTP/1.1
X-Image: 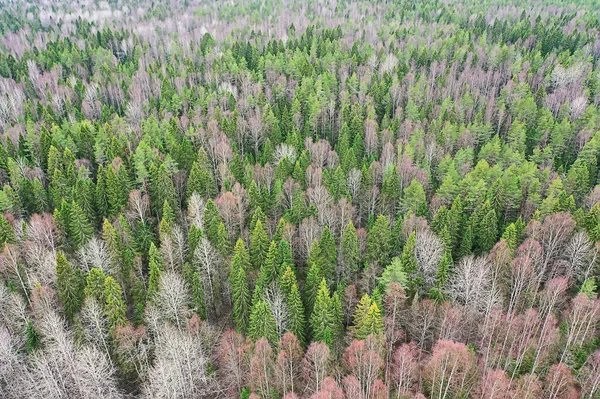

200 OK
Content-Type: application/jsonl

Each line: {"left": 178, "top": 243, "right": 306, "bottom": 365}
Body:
{"left": 194, "top": 237, "right": 224, "bottom": 317}
{"left": 264, "top": 283, "right": 289, "bottom": 340}
{"left": 143, "top": 325, "right": 216, "bottom": 399}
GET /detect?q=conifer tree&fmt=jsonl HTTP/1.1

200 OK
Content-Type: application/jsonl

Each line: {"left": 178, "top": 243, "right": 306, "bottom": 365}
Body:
{"left": 249, "top": 299, "right": 278, "bottom": 345}
{"left": 287, "top": 282, "right": 306, "bottom": 344}
{"left": 68, "top": 200, "right": 93, "bottom": 249}
{"left": 85, "top": 267, "right": 107, "bottom": 303}
{"left": 400, "top": 232, "right": 418, "bottom": 294}
{"left": 366, "top": 215, "right": 392, "bottom": 267}
{"left": 230, "top": 239, "right": 251, "bottom": 333}
{"left": 203, "top": 199, "right": 222, "bottom": 244}
{"left": 309, "top": 279, "right": 336, "bottom": 344}
{"left": 341, "top": 220, "right": 360, "bottom": 283}
{"left": 147, "top": 242, "right": 164, "bottom": 300}
{"left": 250, "top": 219, "right": 269, "bottom": 270}
{"left": 254, "top": 241, "right": 278, "bottom": 303}
{"left": 104, "top": 276, "right": 127, "bottom": 331}
{"left": 351, "top": 294, "right": 384, "bottom": 339}
{"left": 477, "top": 207, "right": 498, "bottom": 253}
{"left": 56, "top": 252, "right": 85, "bottom": 321}
{"left": 215, "top": 222, "right": 231, "bottom": 257}
{"left": 0, "top": 214, "right": 15, "bottom": 249}
{"left": 319, "top": 226, "right": 337, "bottom": 282}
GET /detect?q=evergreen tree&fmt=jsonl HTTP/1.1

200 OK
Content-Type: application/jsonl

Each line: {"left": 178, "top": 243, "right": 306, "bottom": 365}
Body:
{"left": 0, "top": 214, "right": 15, "bottom": 249}
{"left": 104, "top": 276, "right": 127, "bottom": 331}
{"left": 287, "top": 282, "right": 306, "bottom": 344}
{"left": 230, "top": 239, "right": 251, "bottom": 333}
{"left": 366, "top": 215, "right": 392, "bottom": 267}
{"left": 68, "top": 200, "right": 93, "bottom": 249}
{"left": 84, "top": 267, "right": 107, "bottom": 303}
{"left": 319, "top": 226, "right": 337, "bottom": 282}
{"left": 248, "top": 299, "right": 278, "bottom": 345}
{"left": 309, "top": 279, "right": 336, "bottom": 344}
{"left": 56, "top": 252, "right": 85, "bottom": 321}
{"left": 341, "top": 221, "right": 360, "bottom": 283}
{"left": 351, "top": 294, "right": 384, "bottom": 339}
{"left": 254, "top": 240, "right": 278, "bottom": 303}
{"left": 250, "top": 219, "right": 269, "bottom": 270}
{"left": 147, "top": 242, "right": 164, "bottom": 300}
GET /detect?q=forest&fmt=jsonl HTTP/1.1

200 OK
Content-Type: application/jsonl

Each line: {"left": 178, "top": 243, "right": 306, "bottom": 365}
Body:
{"left": 1, "top": 0, "right": 600, "bottom": 397}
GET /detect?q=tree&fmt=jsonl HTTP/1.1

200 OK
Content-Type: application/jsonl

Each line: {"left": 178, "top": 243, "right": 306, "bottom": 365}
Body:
{"left": 302, "top": 342, "right": 330, "bottom": 395}
{"left": 402, "top": 179, "right": 427, "bottom": 216}
{"left": 275, "top": 332, "right": 303, "bottom": 396}
{"left": 250, "top": 219, "right": 269, "bottom": 270}
{"left": 423, "top": 340, "right": 478, "bottom": 399}
{"left": 318, "top": 226, "right": 337, "bottom": 283}
{"left": 218, "top": 330, "right": 250, "bottom": 398}
{"left": 366, "top": 215, "right": 391, "bottom": 268}
{"left": 341, "top": 221, "right": 360, "bottom": 283}
{"left": 56, "top": 252, "right": 85, "bottom": 321}
{"left": 249, "top": 299, "right": 278, "bottom": 346}
{"left": 231, "top": 239, "right": 251, "bottom": 334}
{"left": 249, "top": 338, "right": 275, "bottom": 399}
{"left": 309, "top": 279, "right": 340, "bottom": 345}
{"left": 68, "top": 200, "right": 93, "bottom": 249}
{"left": 342, "top": 336, "right": 384, "bottom": 399}
{"left": 351, "top": 294, "right": 384, "bottom": 339}
{"left": 103, "top": 276, "right": 127, "bottom": 331}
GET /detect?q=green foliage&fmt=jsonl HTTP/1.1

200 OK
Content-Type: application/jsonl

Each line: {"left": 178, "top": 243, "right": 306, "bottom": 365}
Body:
{"left": 56, "top": 252, "right": 85, "bottom": 321}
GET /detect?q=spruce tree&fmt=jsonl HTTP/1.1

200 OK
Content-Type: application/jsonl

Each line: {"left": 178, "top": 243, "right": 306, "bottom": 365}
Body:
{"left": 68, "top": 200, "right": 93, "bottom": 249}
{"left": 309, "top": 279, "right": 336, "bottom": 344}
{"left": 319, "top": 226, "right": 337, "bottom": 282}
{"left": 341, "top": 220, "right": 360, "bottom": 283}
{"left": 104, "top": 276, "right": 127, "bottom": 331}
{"left": 56, "top": 252, "right": 85, "bottom": 321}
{"left": 250, "top": 219, "right": 269, "bottom": 270}
{"left": 366, "top": 215, "right": 392, "bottom": 267}
{"left": 85, "top": 267, "right": 107, "bottom": 303}
{"left": 230, "top": 239, "right": 251, "bottom": 332}
{"left": 147, "top": 242, "right": 163, "bottom": 300}
{"left": 248, "top": 299, "right": 278, "bottom": 345}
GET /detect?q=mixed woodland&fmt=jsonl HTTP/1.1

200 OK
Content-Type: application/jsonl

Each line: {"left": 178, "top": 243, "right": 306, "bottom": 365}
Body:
{"left": 3, "top": 0, "right": 600, "bottom": 397}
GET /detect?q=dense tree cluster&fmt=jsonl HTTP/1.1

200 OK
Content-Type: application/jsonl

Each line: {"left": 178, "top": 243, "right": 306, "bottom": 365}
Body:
{"left": 2, "top": 0, "right": 600, "bottom": 397}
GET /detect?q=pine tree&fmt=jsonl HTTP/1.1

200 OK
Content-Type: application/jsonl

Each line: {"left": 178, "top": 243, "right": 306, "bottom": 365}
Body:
{"left": 366, "top": 215, "right": 392, "bottom": 268}
{"left": 276, "top": 239, "right": 294, "bottom": 276}
{"left": 104, "top": 276, "right": 127, "bottom": 331}
{"left": 305, "top": 241, "right": 323, "bottom": 313}
{"left": 56, "top": 252, "right": 85, "bottom": 321}
{"left": 390, "top": 214, "right": 404, "bottom": 257}
{"left": 458, "top": 224, "right": 473, "bottom": 258}
{"left": 95, "top": 165, "right": 109, "bottom": 219}
{"left": 159, "top": 200, "right": 176, "bottom": 237}
{"left": 187, "top": 155, "right": 216, "bottom": 201}
{"left": 341, "top": 221, "right": 360, "bottom": 283}
{"left": 249, "top": 299, "right": 278, "bottom": 345}
{"left": 402, "top": 178, "right": 427, "bottom": 216}
{"left": 250, "top": 219, "right": 269, "bottom": 270}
